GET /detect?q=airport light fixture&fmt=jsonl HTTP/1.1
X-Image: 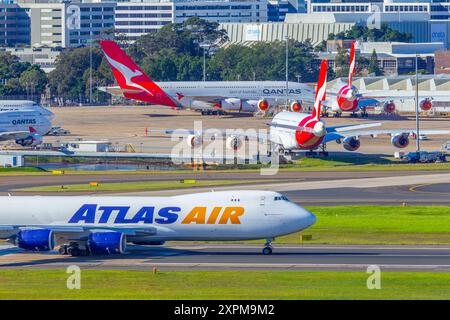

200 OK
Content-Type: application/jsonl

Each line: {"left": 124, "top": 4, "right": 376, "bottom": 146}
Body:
{"left": 285, "top": 35, "right": 289, "bottom": 108}
{"left": 415, "top": 54, "right": 420, "bottom": 153}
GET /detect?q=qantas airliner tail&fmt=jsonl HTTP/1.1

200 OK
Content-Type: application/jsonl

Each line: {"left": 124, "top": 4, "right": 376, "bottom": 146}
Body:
{"left": 348, "top": 41, "right": 356, "bottom": 86}
{"left": 312, "top": 59, "right": 327, "bottom": 121}
{"left": 99, "top": 40, "right": 177, "bottom": 108}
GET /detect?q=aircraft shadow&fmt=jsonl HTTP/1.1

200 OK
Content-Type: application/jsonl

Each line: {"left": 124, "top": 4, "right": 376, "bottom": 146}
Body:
{"left": 0, "top": 246, "right": 379, "bottom": 268}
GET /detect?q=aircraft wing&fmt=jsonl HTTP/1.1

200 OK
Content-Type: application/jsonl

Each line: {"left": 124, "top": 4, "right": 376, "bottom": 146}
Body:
{"left": 147, "top": 128, "right": 270, "bottom": 140}
{"left": 0, "top": 225, "right": 157, "bottom": 239}
{"left": 323, "top": 128, "right": 450, "bottom": 144}
{"left": 0, "top": 131, "right": 30, "bottom": 142}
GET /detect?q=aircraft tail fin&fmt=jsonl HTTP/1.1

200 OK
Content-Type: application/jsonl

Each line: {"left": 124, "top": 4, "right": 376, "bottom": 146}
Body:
{"left": 312, "top": 59, "right": 327, "bottom": 121}
{"left": 348, "top": 41, "right": 356, "bottom": 86}
{"left": 99, "top": 40, "right": 177, "bottom": 108}
{"left": 29, "top": 127, "right": 36, "bottom": 133}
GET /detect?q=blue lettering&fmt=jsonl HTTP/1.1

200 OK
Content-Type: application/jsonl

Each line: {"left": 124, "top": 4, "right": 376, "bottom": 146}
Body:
{"left": 98, "top": 206, "right": 130, "bottom": 224}
{"left": 115, "top": 206, "right": 155, "bottom": 224}
{"left": 68, "top": 204, "right": 97, "bottom": 224}
{"left": 155, "top": 207, "right": 180, "bottom": 224}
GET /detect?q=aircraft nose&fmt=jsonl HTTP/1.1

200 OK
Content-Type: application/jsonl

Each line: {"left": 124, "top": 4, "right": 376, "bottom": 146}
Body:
{"left": 292, "top": 204, "right": 316, "bottom": 229}
{"left": 304, "top": 209, "right": 317, "bottom": 228}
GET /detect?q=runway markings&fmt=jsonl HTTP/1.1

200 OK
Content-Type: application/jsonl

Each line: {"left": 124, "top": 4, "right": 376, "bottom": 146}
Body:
{"left": 409, "top": 183, "right": 450, "bottom": 195}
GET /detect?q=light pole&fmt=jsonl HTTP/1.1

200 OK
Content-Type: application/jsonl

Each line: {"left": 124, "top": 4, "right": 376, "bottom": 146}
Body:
{"left": 203, "top": 47, "right": 206, "bottom": 81}
{"left": 285, "top": 35, "right": 289, "bottom": 108}
{"left": 89, "top": 36, "right": 93, "bottom": 104}
{"left": 415, "top": 54, "right": 420, "bottom": 154}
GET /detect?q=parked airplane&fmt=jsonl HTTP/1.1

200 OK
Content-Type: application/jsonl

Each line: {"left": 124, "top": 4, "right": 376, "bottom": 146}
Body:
{"left": 0, "top": 109, "right": 52, "bottom": 146}
{"left": 0, "top": 191, "right": 316, "bottom": 256}
{"left": 150, "top": 60, "right": 450, "bottom": 153}
{"left": 99, "top": 40, "right": 315, "bottom": 115}
{"left": 0, "top": 100, "right": 54, "bottom": 119}
{"left": 324, "top": 42, "right": 450, "bottom": 117}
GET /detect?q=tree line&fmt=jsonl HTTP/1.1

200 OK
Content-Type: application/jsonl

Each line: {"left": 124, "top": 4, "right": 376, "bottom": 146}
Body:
{"left": 0, "top": 18, "right": 412, "bottom": 104}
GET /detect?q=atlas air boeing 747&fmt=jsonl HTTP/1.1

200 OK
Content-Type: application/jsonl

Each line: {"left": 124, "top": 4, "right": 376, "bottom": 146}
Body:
{"left": 0, "top": 191, "right": 316, "bottom": 256}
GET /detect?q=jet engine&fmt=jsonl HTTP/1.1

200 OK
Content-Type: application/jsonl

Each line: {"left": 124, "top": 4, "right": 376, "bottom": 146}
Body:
{"left": 220, "top": 98, "right": 241, "bottom": 111}
{"left": 226, "top": 136, "right": 243, "bottom": 151}
{"left": 420, "top": 98, "right": 433, "bottom": 111}
{"left": 13, "top": 229, "right": 55, "bottom": 251}
{"left": 257, "top": 99, "right": 269, "bottom": 112}
{"left": 391, "top": 133, "right": 409, "bottom": 148}
{"left": 15, "top": 133, "right": 43, "bottom": 147}
{"left": 342, "top": 136, "right": 361, "bottom": 151}
{"left": 187, "top": 134, "right": 203, "bottom": 148}
{"left": 290, "top": 101, "right": 302, "bottom": 112}
{"left": 88, "top": 231, "right": 127, "bottom": 255}
{"left": 383, "top": 101, "right": 396, "bottom": 114}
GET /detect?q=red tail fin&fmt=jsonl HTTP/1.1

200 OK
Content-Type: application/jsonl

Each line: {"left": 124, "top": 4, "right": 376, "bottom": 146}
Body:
{"left": 99, "top": 40, "right": 177, "bottom": 108}
{"left": 29, "top": 126, "right": 36, "bottom": 133}
{"left": 348, "top": 41, "right": 356, "bottom": 86}
{"left": 312, "top": 60, "right": 327, "bottom": 121}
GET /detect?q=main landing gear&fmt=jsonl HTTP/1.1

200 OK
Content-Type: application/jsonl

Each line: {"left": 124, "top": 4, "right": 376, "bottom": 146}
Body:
{"left": 59, "top": 243, "right": 90, "bottom": 257}
{"left": 262, "top": 238, "right": 273, "bottom": 255}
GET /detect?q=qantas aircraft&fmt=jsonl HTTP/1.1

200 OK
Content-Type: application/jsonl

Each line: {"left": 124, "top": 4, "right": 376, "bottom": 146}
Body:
{"left": 0, "top": 100, "right": 54, "bottom": 119}
{"left": 150, "top": 60, "right": 450, "bottom": 153}
{"left": 0, "top": 190, "right": 316, "bottom": 256}
{"left": 99, "top": 40, "right": 315, "bottom": 115}
{"left": 324, "top": 42, "right": 450, "bottom": 117}
{"left": 0, "top": 109, "right": 52, "bottom": 146}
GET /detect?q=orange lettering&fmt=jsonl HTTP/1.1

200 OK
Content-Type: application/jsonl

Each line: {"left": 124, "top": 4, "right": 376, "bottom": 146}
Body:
{"left": 219, "top": 207, "right": 244, "bottom": 224}
{"left": 206, "top": 207, "right": 222, "bottom": 224}
{"left": 182, "top": 207, "right": 206, "bottom": 224}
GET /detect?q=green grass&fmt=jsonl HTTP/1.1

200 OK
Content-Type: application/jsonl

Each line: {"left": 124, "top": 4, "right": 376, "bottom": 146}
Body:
{"left": 278, "top": 205, "right": 450, "bottom": 245}
{"left": 2, "top": 155, "right": 450, "bottom": 176}
{"left": 14, "top": 179, "right": 274, "bottom": 192}
{"left": 0, "top": 270, "right": 449, "bottom": 299}
{"left": 0, "top": 167, "right": 46, "bottom": 174}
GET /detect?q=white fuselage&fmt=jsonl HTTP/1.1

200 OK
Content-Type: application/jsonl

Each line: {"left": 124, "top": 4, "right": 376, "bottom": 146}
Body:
{"left": 156, "top": 81, "right": 316, "bottom": 112}
{"left": 0, "top": 110, "right": 52, "bottom": 141}
{"left": 0, "top": 100, "right": 54, "bottom": 119}
{"left": 0, "top": 191, "right": 316, "bottom": 243}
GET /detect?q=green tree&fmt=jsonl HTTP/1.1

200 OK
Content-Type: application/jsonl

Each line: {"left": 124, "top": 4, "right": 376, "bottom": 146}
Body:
{"left": 368, "top": 49, "right": 382, "bottom": 76}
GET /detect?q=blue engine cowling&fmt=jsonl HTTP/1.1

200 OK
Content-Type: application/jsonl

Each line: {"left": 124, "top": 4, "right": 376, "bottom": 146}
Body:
{"left": 88, "top": 232, "right": 126, "bottom": 255}
{"left": 15, "top": 229, "right": 55, "bottom": 251}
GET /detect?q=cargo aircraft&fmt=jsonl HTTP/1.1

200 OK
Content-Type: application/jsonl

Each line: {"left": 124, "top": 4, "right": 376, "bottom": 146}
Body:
{"left": 0, "top": 191, "right": 316, "bottom": 256}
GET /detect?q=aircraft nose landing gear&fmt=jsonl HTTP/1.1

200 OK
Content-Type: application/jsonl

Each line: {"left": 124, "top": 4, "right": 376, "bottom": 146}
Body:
{"left": 262, "top": 238, "right": 273, "bottom": 255}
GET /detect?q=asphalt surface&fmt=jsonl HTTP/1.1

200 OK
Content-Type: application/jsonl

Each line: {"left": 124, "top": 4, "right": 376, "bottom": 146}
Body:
{"left": 0, "top": 170, "right": 440, "bottom": 192}
{"left": 1, "top": 244, "right": 450, "bottom": 272}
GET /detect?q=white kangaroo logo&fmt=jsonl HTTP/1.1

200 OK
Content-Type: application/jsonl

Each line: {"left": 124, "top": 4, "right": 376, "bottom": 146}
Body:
{"left": 104, "top": 52, "right": 154, "bottom": 97}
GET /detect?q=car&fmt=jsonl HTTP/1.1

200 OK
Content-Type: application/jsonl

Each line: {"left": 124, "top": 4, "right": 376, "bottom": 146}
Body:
{"left": 47, "top": 126, "right": 70, "bottom": 136}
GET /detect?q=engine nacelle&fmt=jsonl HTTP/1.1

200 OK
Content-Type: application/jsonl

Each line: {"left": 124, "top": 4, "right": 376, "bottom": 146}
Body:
{"left": 290, "top": 101, "right": 302, "bottom": 112}
{"left": 14, "top": 229, "right": 55, "bottom": 251}
{"left": 16, "top": 133, "right": 43, "bottom": 147}
{"left": 342, "top": 136, "right": 361, "bottom": 151}
{"left": 257, "top": 99, "right": 269, "bottom": 112}
{"left": 391, "top": 133, "right": 409, "bottom": 148}
{"left": 226, "top": 136, "right": 243, "bottom": 151}
{"left": 420, "top": 98, "right": 433, "bottom": 111}
{"left": 88, "top": 231, "right": 126, "bottom": 255}
{"left": 383, "top": 101, "right": 396, "bottom": 114}
{"left": 220, "top": 98, "right": 241, "bottom": 111}
{"left": 187, "top": 134, "right": 203, "bottom": 148}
